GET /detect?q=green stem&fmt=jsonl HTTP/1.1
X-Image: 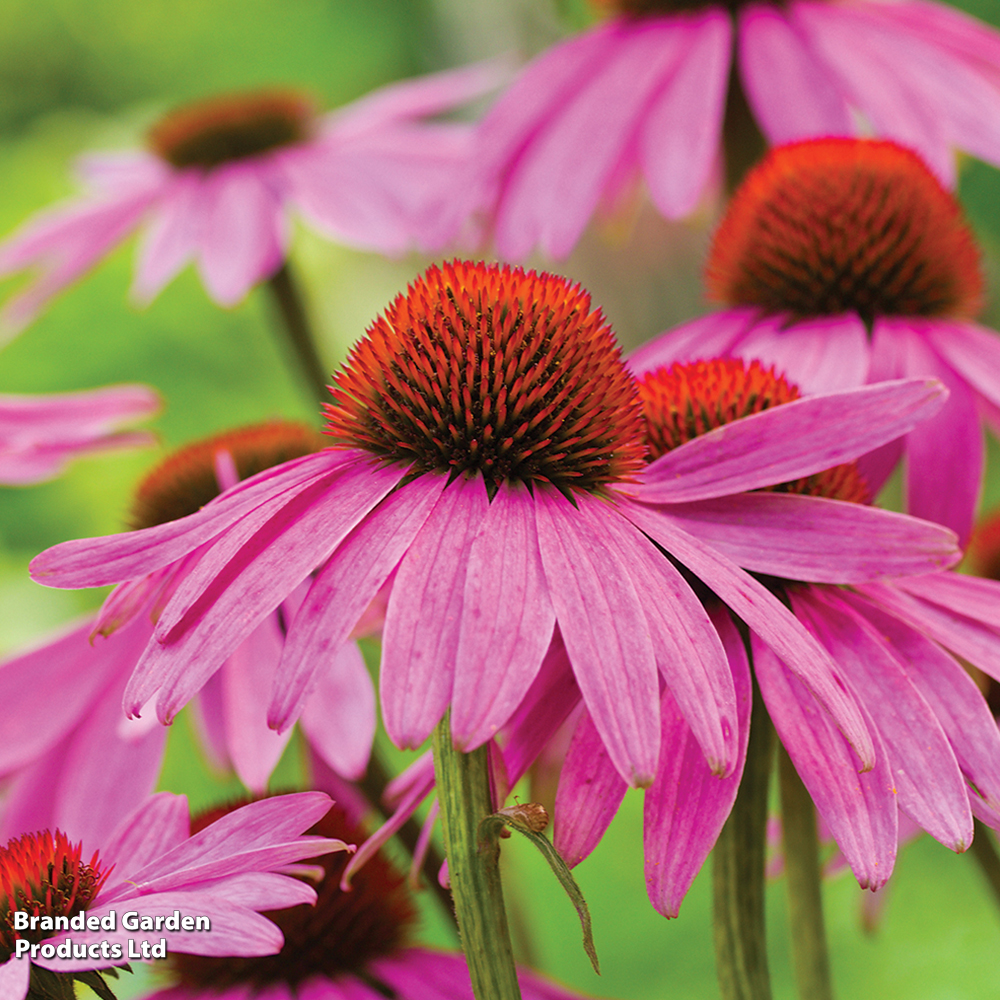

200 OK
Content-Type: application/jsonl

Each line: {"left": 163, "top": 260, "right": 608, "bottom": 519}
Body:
{"left": 970, "top": 818, "right": 1000, "bottom": 917}
{"left": 779, "top": 745, "right": 835, "bottom": 1000}
{"left": 266, "top": 261, "right": 330, "bottom": 407}
{"left": 713, "top": 683, "right": 775, "bottom": 1000}
{"left": 432, "top": 715, "right": 522, "bottom": 1000}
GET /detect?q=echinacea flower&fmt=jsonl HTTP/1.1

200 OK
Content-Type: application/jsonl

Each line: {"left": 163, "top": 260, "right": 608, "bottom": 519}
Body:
{"left": 0, "top": 791, "right": 347, "bottom": 1000}
{"left": 0, "top": 421, "right": 372, "bottom": 835}
{"left": 467, "top": 0, "right": 1000, "bottom": 258}
{"left": 0, "top": 64, "right": 498, "bottom": 339}
{"left": 143, "top": 801, "right": 599, "bottom": 1000}
{"left": 543, "top": 357, "right": 1000, "bottom": 915}
{"left": 0, "top": 384, "right": 158, "bottom": 485}
{"left": 630, "top": 137, "right": 999, "bottom": 544}
{"left": 30, "top": 261, "right": 958, "bottom": 790}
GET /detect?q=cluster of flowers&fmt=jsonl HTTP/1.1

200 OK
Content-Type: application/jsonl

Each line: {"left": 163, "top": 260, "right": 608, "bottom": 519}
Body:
{"left": 4, "top": 0, "right": 1000, "bottom": 998}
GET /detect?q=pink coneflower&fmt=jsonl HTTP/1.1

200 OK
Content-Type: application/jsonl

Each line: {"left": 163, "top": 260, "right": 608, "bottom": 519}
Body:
{"left": 0, "top": 792, "right": 347, "bottom": 1000}
{"left": 0, "top": 65, "right": 496, "bottom": 338}
{"left": 547, "top": 357, "right": 1000, "bottom": 915}
{"left": 141, "top": 801, "right": 597, "bottom": 1000}
{"left": 0, "top": 384, "right": 158, "bottom": 485}
{"left": 630, "top": 137, "right": 998, "bottom": 544}
{"left": 30, "top": 261, "right": 958, "bottom": 789}
{"left": 0, "top": 421, "right": 372, "bottom": 839}
{"left": 468, "top": 0, "right": 1000, "bottom": 259}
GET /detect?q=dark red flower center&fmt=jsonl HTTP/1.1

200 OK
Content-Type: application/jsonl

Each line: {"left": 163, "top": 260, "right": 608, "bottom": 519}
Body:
{"left": 325, "top": 260, "right": 647, "bottom": 495}
{"left": 0, "top": 830, "right": 109, "bottom": 961}
{"left": 706, "top": 138, "right": 983, "bottom": 326}
{"left": 638, "top": 357, "right": 869, "bottom": 502}
{"left": 130, "top": 420, "right": 325, "bottom": 530}
{"left": 148, "top": 90, "right": 316, "bottom": 170}
{"left": 172, "top": 803, "right": 416, "bottom": 990}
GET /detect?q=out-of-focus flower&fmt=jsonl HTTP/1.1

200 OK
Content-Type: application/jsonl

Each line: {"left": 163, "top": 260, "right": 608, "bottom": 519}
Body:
{"left": 631, "top": 137, "right": 998, "bottom": 544}
{"left": 0, "top": 792, "right": 347, "bottom": 1000}
{"left": 545, "top": 357, "right": 1000, "bottom": 916}
{"left": 466, "top": 0, "right": 1000, "bottom": 259}
{"left": 142, "top": 801, "right": 598, "bottom": 1000}
{"left": 31, "top": 262, "right": 957, "bottom": 794}
{"left": 0, "top": 384, "right": 158, "bottom": 485}
{"left": 0, "top": 65, "right": 499, "bottom": 339}
{"left": 0, "top": 422, "right": 373, "bottom": 837}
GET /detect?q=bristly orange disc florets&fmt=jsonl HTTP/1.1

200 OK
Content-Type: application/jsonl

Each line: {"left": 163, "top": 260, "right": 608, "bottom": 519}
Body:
{"left": 130, "top": 420, "right": 325, "bottom": 530}
{"left": 706, "top": 138, "right": 984, "bottom": 325}
{"left": 638, "top": 357, "right": 869, "bottom": 503}
{"left": 325, "top": 260, "right": 647, "bottom": 494}
{"left": 0, "top": 830, "right": 108, "bottom": 961}
{"left": 148, "top": 90, "right": 316, "bottom": 170}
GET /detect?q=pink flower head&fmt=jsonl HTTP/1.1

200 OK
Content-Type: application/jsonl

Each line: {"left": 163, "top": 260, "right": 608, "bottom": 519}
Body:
{"left": 31, "top": 261, "right": 957, "bottom": 792}
{"left": 137, "top": 801, "right": 599, "bottom": 1000}
{"left": 0, "top": 421, "right": 373, "bottom": 835}
{"left": 0, "top": 384, "right": 159, "bottom": 485}
{"left": 0, "top": 792, "right": 348, "bottom": 1000}
{"left": 544, "top": 357, "right": 1000, "bottom": 915}
{"left": 631, "top": 137, "right": 996, "bottom": 544}
{"left": 468, "top": 0, "right": 1000, "bottom": 258}
{"left": 0, "top": 64, "right": 499, "bottom": 339}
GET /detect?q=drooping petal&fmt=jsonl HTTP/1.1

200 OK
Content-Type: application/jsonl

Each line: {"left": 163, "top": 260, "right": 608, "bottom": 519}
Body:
{"left": 99, "top": 792, "right": 191, "bottom": 892}
{"left": 659, "top": 492, "right": 958, "bottom": 583}
{"left": 795, "top": 588, "right": 972, "bottom": 850}
{"left": 637, "top": 378, "right": 946, "bottom": 503}
{"left": 624, "top": 503, "right": 874, "bottom": 767}
{"left": 381, "top": 476, "right": 489, "bottom": 749}
{"left": 31, "top": 451, "right": 349, "bottom": 588}
{"left": 731, "top": 313, "right": 870, "bottom": 394}
{"left": 839, "top": 589, "right": 1000, "bottom": 816}
{"left": 895, "top": 571, "right": 1000, "bottom": 627}
{"left": 739, "top": 3, "right": 854, "bottom": 144}
{"left": 0, "top": 955, "right": 30, "bottom": 1000}
{"left": 554, "top": 708, "right": 627, "bottom": 868}
{"left": 627, "top": 309, "right": 756, "bottom": 377}
{"left": 924, "top": 320, "right": 1000, "bottom": 412}
{"left": 196, "top": 163, "right": 287, "bottom": 305}
{"left": 639, "top": 10, "right": 731, "bottom": 218}
{"left": 535, "top": 491, "right": 661, "bottom": 786}
{"left": 644, "top": 608, "right": 752, "bottom": 917}
{"left": 451, "top": 480, "right": 556, "bottom": 750}
{"left": 299, "top": 641, "right": 375, "bottom": 780}
{"left": 270, "top": 471, "right": 444, "bottom": 733}
{"left": 752, "top": 635, "right": 897, "bottom": 889}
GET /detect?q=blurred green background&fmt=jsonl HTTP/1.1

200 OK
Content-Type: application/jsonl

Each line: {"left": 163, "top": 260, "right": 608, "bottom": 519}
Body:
{"left": 2, "top": 1, "right": 1000, "bottom": 998}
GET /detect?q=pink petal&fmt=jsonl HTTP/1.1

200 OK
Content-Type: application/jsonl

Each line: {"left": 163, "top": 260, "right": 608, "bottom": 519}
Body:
{"left": 500, "top": 635, "right": 582, "bottom": 787}
{"left": 554, "top": 708, "right": 628, "bottom": 868}
{"left": 640, "top": 10, "right": 731, "bottom": 218}
{"left": 644, "top": 608, "right": 752, "bottom": 917}
{"left": 534, "top": 491, "right": 660, "bottom": 787}
{"left": 100, "top": 792, "right": 191, "bottom": 889}
{"left": 840, "top": 589, "right": 1000, "bottom": 816}
{"left": 0, "top": 957, "right": 29, "bottom": 1000}
{"left": 738, "top": 3, "right": 853, "bottom": 143}
{"left": 660, "top": 492, "right": 958, "bottom": 583}
{"left": 627, "top": 309, "right": 756, "bottom": 377}
{"left": 894, "top": 321, "right": 982, "bottom": 545}
{"left": 924, "top": 320, "right": 1000, "bottom": 411}
{"left": 492, "top": 20, "right": 693, "bottom": 258}
{"left": 896, "top": 571, "right": 1000, "bottom": 626}
{"left": 450, "top": 481, "right": 556, "bottom": 750}
{"left": 732, "top": 313, "right": 870, "bottom": 394}
{"left": 136, "top": 458, "right": 399, "bottom": 722}
{"left": 196, "top": 164, "right": 287, "bottom": 305}
{"left": 795, "top": 588, "right": 972, "bottom": 850}
{"left": 381, "top": 476, "right": 489, "bottom": 749}
{"left": 271, "top": 471, "right": 443, "bottom": 733}
{"left": 31, "top": 452, "right": 345, "bottom": 589}
{"left": 637, "top": 378, "right": 947, "bottom": 503}
{"left": 74, "top": 151, "right": 169, "bottom": 195}
{"left": 623, "top": 504, "right": 875, "bottom": 768}
{"left": 132, "top": 172, "right": 207, "bottom": 304}
{"left": 752, "top": 634, "right": 897, "bottom": 889}
{"left": 791, "top": 0, "right": 955, "bottom": 184}
{"left": 299, "top": 641, "right": 375, "bottom": 780}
